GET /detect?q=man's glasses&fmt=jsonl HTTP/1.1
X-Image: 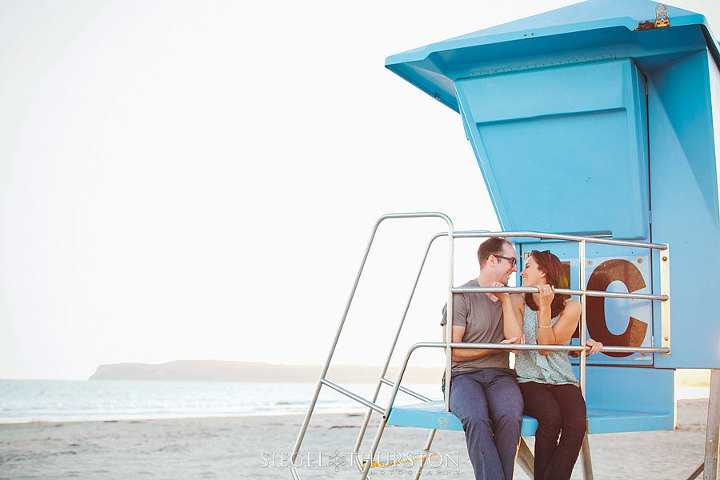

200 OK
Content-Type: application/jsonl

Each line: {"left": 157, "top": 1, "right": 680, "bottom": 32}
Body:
{"left": 493, "top": 255, "right": 517, "bottom": 267}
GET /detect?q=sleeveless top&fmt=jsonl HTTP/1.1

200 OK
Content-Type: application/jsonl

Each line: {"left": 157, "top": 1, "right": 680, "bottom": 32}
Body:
{"left": 515, "top": 306, "right": 578, "bottom": 386}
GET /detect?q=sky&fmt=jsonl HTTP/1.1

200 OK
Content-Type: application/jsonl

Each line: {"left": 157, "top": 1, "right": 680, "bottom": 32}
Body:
{"left": 1, "top": 0, "right": 719, "bottom": 380}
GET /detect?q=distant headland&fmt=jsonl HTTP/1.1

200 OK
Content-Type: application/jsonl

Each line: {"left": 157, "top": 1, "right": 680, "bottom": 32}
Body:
{"left": 89, "top": 360, "right": 444, "bottom": 384}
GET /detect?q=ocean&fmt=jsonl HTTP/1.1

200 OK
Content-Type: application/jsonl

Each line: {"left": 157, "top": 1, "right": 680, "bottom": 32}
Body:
{"left": 0, "top": 379, "right": 443, "bottom": 424}
{"left": 0, "top": 379, "right": 708, "bottom": 424}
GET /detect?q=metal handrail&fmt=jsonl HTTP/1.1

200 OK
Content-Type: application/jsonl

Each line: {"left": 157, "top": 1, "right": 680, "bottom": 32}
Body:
{"left": 356, "top": 338, "right": 671, "bottom": 480}
{"left": 290, "top": 212, "right": 454, "bottom": 477}
{"left": 409, "top": 341, "right": 670, "bottom": 354}
{"left": 452, "top": 286, "right": 667, "bottom": 301}
{"left": 356, "top": 231, "right": 670, "bottom": 480}
{"left": 350, "top": 232, "right": 669, "bottom": 472}
{"left": 379, "top": 378, "right": 433, "bottom": 403}
{"left": 433, "top": 231, "right": 669, "bottom": 397}
{"left": 320, "top": 379, "right": 386, "bottom": 415}
{"left": 351, "top": 231, "right": 447, "bottom": 468}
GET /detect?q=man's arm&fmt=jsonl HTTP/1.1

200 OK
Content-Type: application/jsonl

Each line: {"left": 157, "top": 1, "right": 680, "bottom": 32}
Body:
{"left": 443, "top": 325, "right": 520, "bottom": 361}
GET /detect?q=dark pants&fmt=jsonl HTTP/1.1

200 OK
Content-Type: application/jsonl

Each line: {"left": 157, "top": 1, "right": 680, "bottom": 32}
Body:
{"left": 518, "top": 382, "right": 586, "bottom": 480}
{"left": 445, "top": 368, "right": 523, "bottom": 480}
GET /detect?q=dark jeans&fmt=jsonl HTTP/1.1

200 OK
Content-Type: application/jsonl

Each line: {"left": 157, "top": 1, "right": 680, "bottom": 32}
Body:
{"left": 518, "top": 382, "right": 586, "bottom": 480}
{"left": 444, "top": 368, "right": 523, "bottom": 480}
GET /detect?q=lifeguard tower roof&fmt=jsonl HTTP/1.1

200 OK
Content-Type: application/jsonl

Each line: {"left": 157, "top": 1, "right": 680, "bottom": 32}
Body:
{"left": 386, "top": 0, "right": 719, "bottom": 113}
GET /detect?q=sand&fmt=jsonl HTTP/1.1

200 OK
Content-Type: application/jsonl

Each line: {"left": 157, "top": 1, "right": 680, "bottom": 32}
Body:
{"left": 0, "top": 399, "right": 712, "bottom": 480}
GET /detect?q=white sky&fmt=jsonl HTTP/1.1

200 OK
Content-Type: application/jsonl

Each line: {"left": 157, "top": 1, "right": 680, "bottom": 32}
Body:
{"left": 1, "top": 0, "right": 718, "bottom": 380}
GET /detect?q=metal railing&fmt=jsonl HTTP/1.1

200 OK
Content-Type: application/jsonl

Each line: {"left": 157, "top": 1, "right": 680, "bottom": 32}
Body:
{"left": 438, "top": 229, "right": 670, "bottom": 404}
{"left": 290, "top": 213, "right": 671, "bottom": 480}
{"left": 290, "top": 212, "right": 455, "bottom": 480}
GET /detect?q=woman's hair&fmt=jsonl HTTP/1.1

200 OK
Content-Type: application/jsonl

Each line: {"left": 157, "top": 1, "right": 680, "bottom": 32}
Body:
{"left": 524, "top": 250, "right": 570, "bottom": 318}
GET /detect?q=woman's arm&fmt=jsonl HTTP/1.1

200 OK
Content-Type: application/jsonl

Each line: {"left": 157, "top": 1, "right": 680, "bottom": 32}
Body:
{"left": 534, "top": 289, "right": 605, "bottom": 356}
{"left": 536, "top": 293, "right": 582, "bottom": 355}
{"left": 441, "top": 288, "right": 522, "bottom": 361}
{"left": 503, "top": 295, "right": 525, "bottom": 341}
{"left": 443, "top": 325, "right": 520, "bottom": 361}
{"left": 491, "top": 281, "right": 524, "bottom": 340}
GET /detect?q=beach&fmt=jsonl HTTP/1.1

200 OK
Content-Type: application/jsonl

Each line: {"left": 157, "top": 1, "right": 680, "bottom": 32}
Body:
{"left": 0, "top": 398, "right": 710, "bottom": 480}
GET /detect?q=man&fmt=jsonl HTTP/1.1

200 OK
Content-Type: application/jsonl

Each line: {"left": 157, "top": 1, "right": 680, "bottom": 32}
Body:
{"left": 441, "top": 237, "right": 524, "bottom": 480}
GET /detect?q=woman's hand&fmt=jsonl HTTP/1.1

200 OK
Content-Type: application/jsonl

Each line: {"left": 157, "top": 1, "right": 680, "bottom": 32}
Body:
{"left": 536, "top": 284, "right": 554, "bottom": 309}
{"left": 491, "top": 281, "right": 509, "bottom": 301}
{"left": 585, "top": 338, "right": 603, "bottom": 355}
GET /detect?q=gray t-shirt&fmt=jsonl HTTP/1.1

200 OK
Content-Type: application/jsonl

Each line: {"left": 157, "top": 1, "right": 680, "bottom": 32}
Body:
{"left": 440, "top": 278, "right": 509, "bottom": 371}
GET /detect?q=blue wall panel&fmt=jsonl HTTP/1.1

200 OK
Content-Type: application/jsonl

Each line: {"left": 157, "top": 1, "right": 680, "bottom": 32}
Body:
{"left": 456, "top": 60, "right": 649, "bottom": 239}
{"left": 648, "top": 52, "right": 720, "bottom": 368}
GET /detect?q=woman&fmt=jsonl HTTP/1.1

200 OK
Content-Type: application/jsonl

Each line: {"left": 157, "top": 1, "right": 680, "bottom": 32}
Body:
{"left": 496, "top": 250, "right": 603, "bottom": 480}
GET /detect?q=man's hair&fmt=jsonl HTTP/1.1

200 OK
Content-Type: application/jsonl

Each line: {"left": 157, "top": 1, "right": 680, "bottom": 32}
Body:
{"left": 477, "top": 237, "right": 512, "bottom": 267}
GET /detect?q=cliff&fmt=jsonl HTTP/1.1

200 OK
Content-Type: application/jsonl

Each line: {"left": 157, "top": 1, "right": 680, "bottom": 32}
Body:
{"left": 89, "top": 360, "right": 444, "bottom": 384}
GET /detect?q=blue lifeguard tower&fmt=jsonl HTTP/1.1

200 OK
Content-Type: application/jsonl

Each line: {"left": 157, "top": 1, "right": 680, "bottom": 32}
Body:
{"left": 291, "top": 1, "right": 720, "bottom": 478}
